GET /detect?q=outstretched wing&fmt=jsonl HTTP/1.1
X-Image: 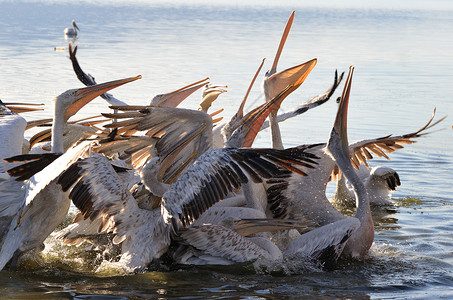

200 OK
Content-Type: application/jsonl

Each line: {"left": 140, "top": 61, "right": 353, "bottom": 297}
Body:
{"left": 331, "top": 109, "right": 445, "bottom": 180}
{"left": 99, "top": 106, "right": 213, "bottom": 173}
{"left": 162, "top": 146, "right": 319, "bottom": 228}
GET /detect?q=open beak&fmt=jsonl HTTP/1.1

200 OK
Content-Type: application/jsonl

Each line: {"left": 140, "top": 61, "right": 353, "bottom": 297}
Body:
{"left": 157, "top": 123, "right": 207, "bottom": 183}
{"left": 327, "top": 66, "right": 354, "bottom": 164}
{"left": 235, "top": 84, "right": 298, "bottom": 147}
{"left": 265, "top": 58, "right": 317, "bottom": 102}
{"left": 64, "top": 75, "right": 141, "bottom": 121}
{"left": 151, "top": 77, "right": 209, "bottom": 107}
{"left": 233, "top": 218, "right": 308, "bottom": 237}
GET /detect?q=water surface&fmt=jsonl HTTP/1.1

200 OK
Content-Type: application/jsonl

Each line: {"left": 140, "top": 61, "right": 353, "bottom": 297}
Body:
{"left": 0, "top": 1, "right": 452, "bottom": 299}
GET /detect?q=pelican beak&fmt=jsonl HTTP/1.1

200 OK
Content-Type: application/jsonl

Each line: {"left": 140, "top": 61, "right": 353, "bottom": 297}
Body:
{"left": 157, "top": 123, "right": 207, "bottom": 182}
{"left": 237, "top": 58, "right": 266, "bottom": 120}
{"left": 209, "top": 108, "right": 224, "bottom": 118}
{"left": 202, "top": 85, "right": 228, "bottom": 97}
{"left": 238, "top": 84, "right": 297, "bottom": 148}
{"left": 151, "top": 77, "right": 210, "bottom": 107}
{"left": 265, "top": 58, "right": 317, "bottom": 103}
{"left": 74, "top": 21, "right": 80, "bottom": 31}
{"left": 327, "top": 66, "right": 354, "bottom": 162}
{"left": 26, "top": 118, "right": 53, "bottom": 130}
{"left": 210, "top": 108, "right": 224, "bottom": 123}
{"left": 269, "top": 11, "right": 295, "bottom": 76}
{"left": 29, "top": 128, "right": 52, "bottom": 149}
{"left": 199, "top": 89, "right": 226, "bottom": 112}
{"left": 5, "top": 102, "right": 44, "bottom": 114}
{"left": 233, "top": 218, "right": 308, "bottom": 237}
{"left": 221, "top": 58, "right": 266, "bottom": 140}
{"left": 64, "top": 75, "right": 141, "bottom": 121}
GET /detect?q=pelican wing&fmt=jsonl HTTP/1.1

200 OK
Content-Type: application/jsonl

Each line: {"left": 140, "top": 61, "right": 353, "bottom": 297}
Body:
{"left": 101, "top": 106, "right": 213, "bottom": 171}
{"left": 162, "top": 146, "right": 319, "bottom": 228}
{"left": 177, "top": 224, "right": 275, "bottom": 264}
{"left": 284, "top": 218, "right": 360, "bottom": 270}
{"left": 15, "top": 141, "right": 94, "bottom": 225}
{"left": 5, "top": 153, "right": 61, "bottom": 181}
{"left": 331, "top": 109, "right": 446, "bottom": 180}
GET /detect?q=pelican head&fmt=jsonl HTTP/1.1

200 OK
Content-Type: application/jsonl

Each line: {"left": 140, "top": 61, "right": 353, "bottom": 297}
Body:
{"left": 51, "top": 75, "right": 141, "bottom": 153}
{"left": 56, "top": 75, "right": 142, "bottom": 122}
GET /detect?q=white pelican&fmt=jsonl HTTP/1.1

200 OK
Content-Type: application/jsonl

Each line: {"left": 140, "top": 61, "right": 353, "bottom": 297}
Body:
{"left": 263, "top": 11, "right": 317, "bottom": 149}
{"left": 64, "top": 20, "right": 79, "bottom": 37}
{"left": 264, "top": 67, "right": 445, "bottom": 258}
{"left": 281, "top": 67, "right": 371, "bottom": 261}
{"left": 0, "top": 75, "right": 141, "bottom": 270}
{"left": 333, "top": 164, "right": 401, "bottom": 206}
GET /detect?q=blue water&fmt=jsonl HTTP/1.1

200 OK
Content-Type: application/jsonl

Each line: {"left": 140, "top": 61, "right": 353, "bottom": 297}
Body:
{"left": 0, "top": 1, "right": 452, "bottom": 299}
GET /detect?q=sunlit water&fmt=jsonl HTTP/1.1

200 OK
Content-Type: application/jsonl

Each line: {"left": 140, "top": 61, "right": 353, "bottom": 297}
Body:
{"left": 0, "top": 1, "right": 452, "bottom": 299}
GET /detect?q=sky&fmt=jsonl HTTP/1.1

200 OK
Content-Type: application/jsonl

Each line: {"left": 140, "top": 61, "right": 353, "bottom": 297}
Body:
{"left": 7, "top": 0, "right": 453, "bottom": 10}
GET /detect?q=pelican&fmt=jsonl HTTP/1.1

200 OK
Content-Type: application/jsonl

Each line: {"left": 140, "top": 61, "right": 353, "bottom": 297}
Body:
{"left": 264, "top": 67, "right": 445, "bottom": 258}
{"left": 280, "top": 67, "right": 371, "bottom": 261}
{"left": 0, "top": 75, "right": 141, "bottom": 270}
{"left": 64, "top": 20, "right": 79, "bottom": 37}
{"left": 263, "top": 11, "right": 317, "bottom": 149}
{"left": 333, "top": 164, "right": 401, "bottom": 206}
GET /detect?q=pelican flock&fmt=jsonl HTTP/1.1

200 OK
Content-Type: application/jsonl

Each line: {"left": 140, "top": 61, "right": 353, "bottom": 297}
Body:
{"left": 0, "top": 11, "right": 446, "bottom": 275}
